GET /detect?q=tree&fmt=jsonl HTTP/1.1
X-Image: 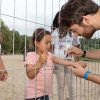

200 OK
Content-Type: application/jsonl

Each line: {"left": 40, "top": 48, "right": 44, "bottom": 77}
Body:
{"left": 10, "top": 30, "right": 21, "bottom": 53}
{"left": 1, "top": 20, "right": 12, "bottom": 54}
{"left": 1, "top": 19, "right": 32, "bottom": 54}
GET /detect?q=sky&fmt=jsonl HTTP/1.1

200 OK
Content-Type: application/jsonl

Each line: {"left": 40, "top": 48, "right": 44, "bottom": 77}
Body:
{"left": 0, "top": 0, "right": 100, "bottom": 38}
{"left": 1, "top": 0, "right": 67, "bottom": 36}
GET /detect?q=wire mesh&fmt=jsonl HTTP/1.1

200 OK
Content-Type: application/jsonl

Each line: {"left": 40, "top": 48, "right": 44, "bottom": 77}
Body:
{"left": 0, "top": 0, "right": 100, "bottom": 100}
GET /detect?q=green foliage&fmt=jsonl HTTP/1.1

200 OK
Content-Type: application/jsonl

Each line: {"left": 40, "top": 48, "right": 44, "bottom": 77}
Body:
{"left": 2, "top": 18, "right": 100, "bottom": 54}
{"left": 80, "top": 57, "right": 100, "bottom": 62}
{"left": 79, "top": 38, "right": 100, "bottom": 62}
{"left": 1, "top": 20, "right": 32, "bottom": 54}
{"left": 1, "top": 21, "right": 13, "bottom": 54}
{"left": 10, "top": 30, "right": 22, "bottom": 53}
{"left": 20, "top": 35, "right": 31, "bottom": 50}
{"left": 80, "top": 38, "right": 100, "bottom": 50}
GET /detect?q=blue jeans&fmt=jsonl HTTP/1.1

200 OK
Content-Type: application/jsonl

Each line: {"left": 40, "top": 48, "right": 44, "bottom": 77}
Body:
{"left": 26, "top": 95, "right": 49, "bottom": 100}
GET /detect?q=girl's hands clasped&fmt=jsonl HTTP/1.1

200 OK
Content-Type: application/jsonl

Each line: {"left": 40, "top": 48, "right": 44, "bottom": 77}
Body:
{"left": 38, "top": 53, "right": 48, "bottom": 65}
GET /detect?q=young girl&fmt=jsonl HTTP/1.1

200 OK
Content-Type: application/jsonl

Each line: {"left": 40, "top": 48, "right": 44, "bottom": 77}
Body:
{"left": 25, "top": 28, "right": 86, "bottom": 100}
{"left": 51, "top": 11, "right": 80, "bottom": 100}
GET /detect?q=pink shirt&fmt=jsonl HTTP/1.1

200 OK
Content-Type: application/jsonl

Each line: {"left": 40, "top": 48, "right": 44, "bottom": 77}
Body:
{"left": 25, "top": 52, "right": 54, "bottom": 99}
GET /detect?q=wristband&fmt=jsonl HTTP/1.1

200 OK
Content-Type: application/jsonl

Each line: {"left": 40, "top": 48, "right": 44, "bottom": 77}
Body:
{"left": 82, "top": 50, "right": 86, "bottom": 57}
{"left": 83, "top": 70, "right": 90, "bottom": 79}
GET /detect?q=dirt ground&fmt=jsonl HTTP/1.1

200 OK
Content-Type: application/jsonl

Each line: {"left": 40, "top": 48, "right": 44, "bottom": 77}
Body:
{"left": 0, "top": 55, "right": 100, "bottom": 100}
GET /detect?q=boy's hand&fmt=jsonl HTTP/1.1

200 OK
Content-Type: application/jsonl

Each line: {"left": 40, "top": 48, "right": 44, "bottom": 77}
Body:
{"left": 77, "top": 61, "right": 87, "bottom": 68}
{"left": 71, "top": 63, "right": 86, "bottom": 78}
{"left": 68, "top": 47, "right": 84, "bottom": 57}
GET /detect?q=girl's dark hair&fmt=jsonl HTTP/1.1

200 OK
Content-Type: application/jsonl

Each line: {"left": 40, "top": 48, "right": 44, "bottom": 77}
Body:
{"left": 51, "top": 11, "right": 69, "bottom": 38}
{"left": 61, "top": 0, "right": 100, "bottom": 28}
{"left": 32, "top": 28, "right": 51, "bottom": 51}
{"left": 51, "top": 11, "right": 60, "bottom": 31}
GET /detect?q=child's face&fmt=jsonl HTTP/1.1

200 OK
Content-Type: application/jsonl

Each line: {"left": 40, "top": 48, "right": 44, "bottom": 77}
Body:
{"left": 36, "top": 34, "right": 52, "bottom": 53}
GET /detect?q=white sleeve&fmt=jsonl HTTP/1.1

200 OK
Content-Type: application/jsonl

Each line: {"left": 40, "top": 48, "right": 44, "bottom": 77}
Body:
{"left": 51, "top": 29, "right": 58, "bottom": 45}
{"left": 72, "top": 37, "right": 80, "bottom": 46}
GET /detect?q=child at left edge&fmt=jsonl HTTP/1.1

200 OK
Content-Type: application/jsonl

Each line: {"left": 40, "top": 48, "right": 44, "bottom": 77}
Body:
{"left": 25, "top": 28, "right": 87, "bottom": 100}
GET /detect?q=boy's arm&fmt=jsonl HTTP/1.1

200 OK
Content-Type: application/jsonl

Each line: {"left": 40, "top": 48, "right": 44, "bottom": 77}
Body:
{"left": 71, "top": 64, "right": 100, "bottom": 85}
{"left": 87, "top": 73, "right": 100, "bottom": 84}
{"left": 86, "top": 50, "right": 100, "bottom": 60}
{"left": 68, "top": 47, "right": 100, "bottom": 60}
